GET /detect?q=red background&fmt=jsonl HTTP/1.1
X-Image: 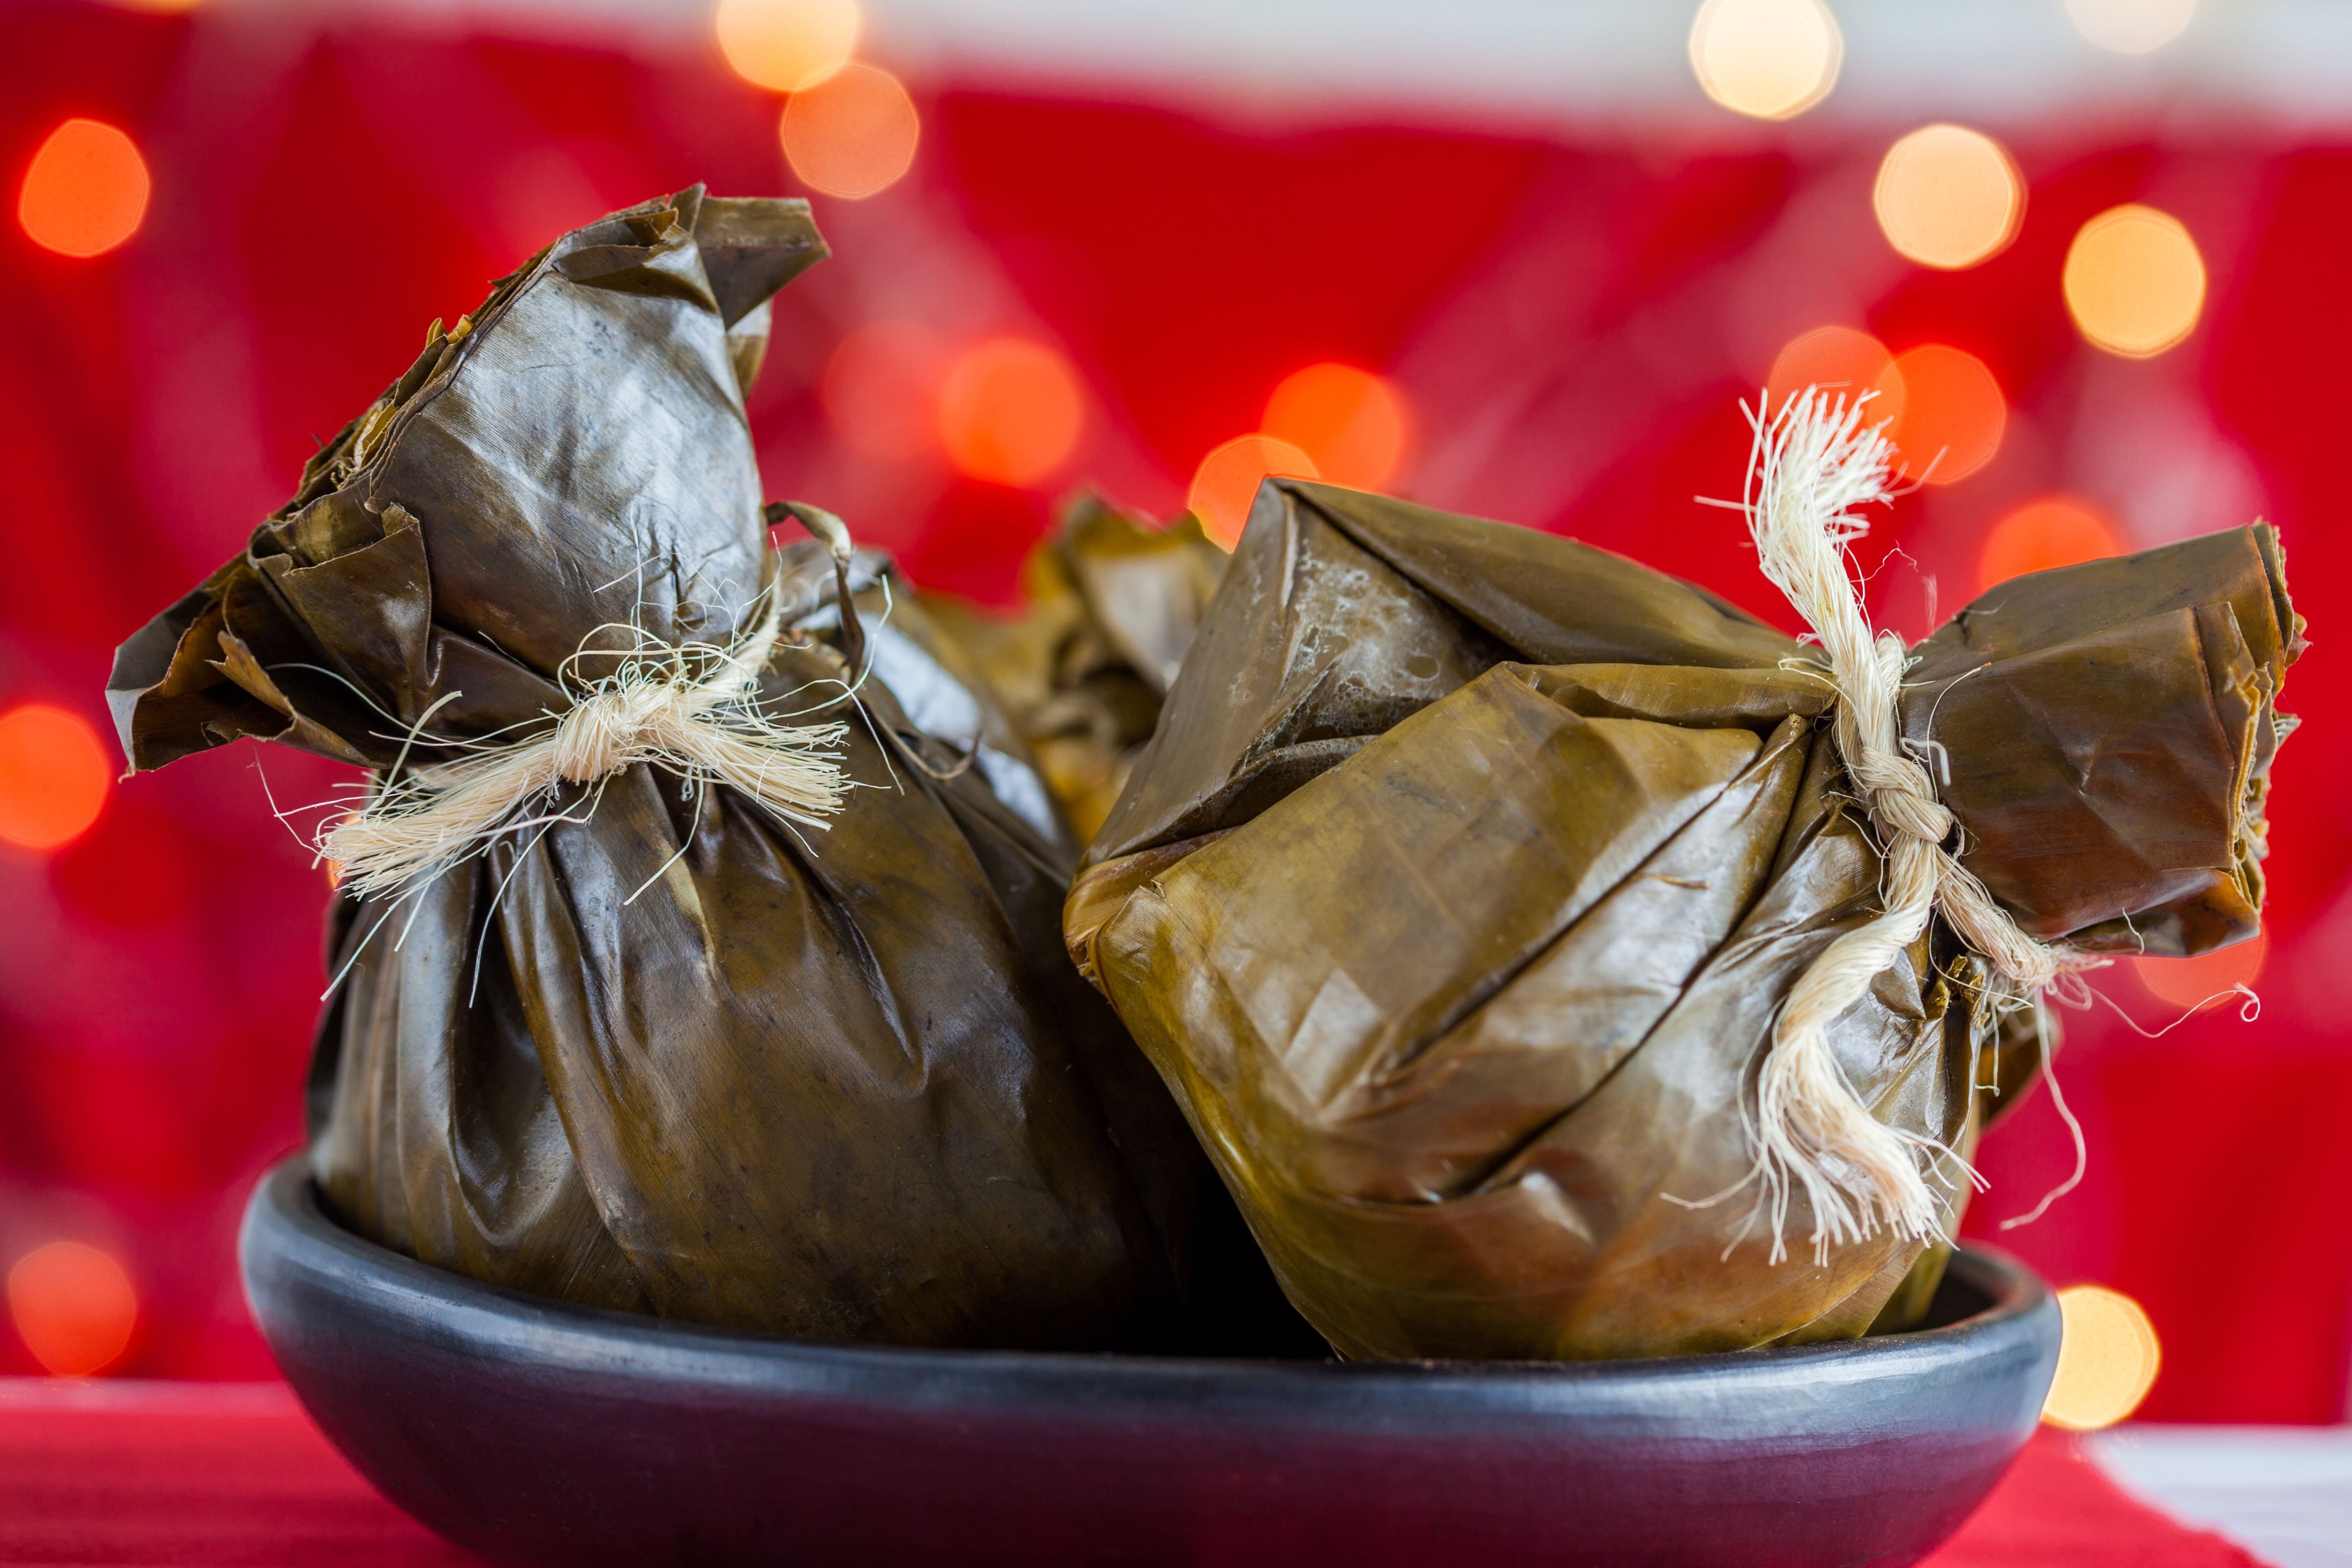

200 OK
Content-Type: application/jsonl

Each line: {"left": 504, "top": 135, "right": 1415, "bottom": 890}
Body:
{"left": 2, "top": 0, "right": 2346, "bottom": 1421}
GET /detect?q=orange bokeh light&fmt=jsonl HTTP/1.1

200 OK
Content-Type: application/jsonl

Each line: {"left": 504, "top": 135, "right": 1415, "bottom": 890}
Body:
{"left": 714, "top": 0, "right": 859, "bottom": 93}
{"left": 780, "top": 64, "right": 920, "bottom": 201}
{"left": 18, "top": 119, "right": 150, "bottom": 259}
{"left": 1188, "top": 435, "right": 1319, "bottom": 549}
{"left": 8, "top": 1241, "right": 138, "bottom": 1377}
{"left": 0, "top": 704, "right": 111, "bottom": 851}
{"left": 1261, "top": 364, "right": 1412, "bottom": 492}
{"left": 1766, "top": 325, "right": 1903, "bottom": 430}
{"left": 823, "top": 323, "right": 944, "bottom": 461}
{"left": 1979, "top": 496, "right": 2121, "bottom": 593}
{"left": 1885, "top": 345, "right": 2005, "bottom": 484}
{"left": 2133, "top": 929, "right": 2268, "bottom": 1011}
{"left": 937, "top": 338, "right": 1085, "bottom": 487}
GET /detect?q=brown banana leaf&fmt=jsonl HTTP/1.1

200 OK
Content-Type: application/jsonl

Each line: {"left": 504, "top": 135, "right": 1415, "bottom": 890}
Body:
{"left": 106, "top": 189, "right": 1220, "bottom": 1350}
{"left": 1065, "top": 479, "right": 2300, "bottom": 1361}
{"left": 920, "top": 496, "right": 1229, "bottom": 843}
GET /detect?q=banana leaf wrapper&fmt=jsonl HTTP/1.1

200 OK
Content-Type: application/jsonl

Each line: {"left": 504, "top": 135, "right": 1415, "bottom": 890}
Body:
{"left": 105, "top": 189, "right": 1211, "bottom": 1350}
{"left": 921, "top": 497, "right": 1229, "bottom": 843}
{"left": 1065, "top": 480, "right": 2301, "bottom": 1361}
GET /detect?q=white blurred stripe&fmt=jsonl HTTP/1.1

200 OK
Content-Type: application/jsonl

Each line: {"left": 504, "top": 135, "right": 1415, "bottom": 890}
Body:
{"left": 257, "top": 0, "right": 2352, "bottom": 128}
{"left": 2092, "top": 1425, "right": 2352, "bottom": 1568}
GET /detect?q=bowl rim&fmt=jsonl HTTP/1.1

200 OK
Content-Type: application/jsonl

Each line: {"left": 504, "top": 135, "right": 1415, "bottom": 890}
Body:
{"left": 244, "top": 1156, "right": 2056, "bottom": 1422}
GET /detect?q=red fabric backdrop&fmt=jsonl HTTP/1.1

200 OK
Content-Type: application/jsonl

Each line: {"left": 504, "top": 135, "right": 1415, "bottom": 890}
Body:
{"left": 2, "top": 0, "right": 2346, "bottom": 1420}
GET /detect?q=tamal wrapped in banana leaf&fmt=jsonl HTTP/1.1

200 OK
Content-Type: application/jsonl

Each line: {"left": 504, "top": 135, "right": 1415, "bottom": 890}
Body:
{"left": 1065, "top": 475, "right": 2300, "bottom": 1361}
{"left": 921, "top": 497, "right": 1229, "bottom": 842}
{"left": 105, "top": 189, "right": 1210, "bottom": 1350}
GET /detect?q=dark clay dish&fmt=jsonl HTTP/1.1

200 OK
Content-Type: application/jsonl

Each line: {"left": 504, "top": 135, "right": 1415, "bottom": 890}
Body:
{"left": 242, "top": 1158, "right": 2059, "bottom": 1568}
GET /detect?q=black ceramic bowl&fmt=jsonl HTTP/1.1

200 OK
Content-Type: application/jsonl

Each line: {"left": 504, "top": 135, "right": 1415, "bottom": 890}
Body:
{"left": 241, "top": 1159, "right": 2058, "bottom": 1568}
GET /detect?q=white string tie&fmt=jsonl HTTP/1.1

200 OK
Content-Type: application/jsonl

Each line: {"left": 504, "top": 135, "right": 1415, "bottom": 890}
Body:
{"left": 1717, "top": 388, "right": 2097, "bottom": 1263}
{"left": 321, "top": 568, "right": 848, "bottom": 899}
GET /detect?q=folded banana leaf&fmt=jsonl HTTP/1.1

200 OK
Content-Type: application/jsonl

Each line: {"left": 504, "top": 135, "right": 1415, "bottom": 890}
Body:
{"left": 1065, "top": 479, "right": 2301, "bottom": 1361}
{"left": 105, "top": 189, "right": 1215, "bottom": 1350}
{"left": 920, "top": 497, "right": 1229, "bottom": 843}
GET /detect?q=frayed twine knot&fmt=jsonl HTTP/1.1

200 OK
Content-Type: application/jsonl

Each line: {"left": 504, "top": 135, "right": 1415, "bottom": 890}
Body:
{"left": 320, "top": 512, "right": 856, "bottom": 901}
{"left": 1700, "top": 388, "right": 2099, "bottom": 1265}
{"left": 546, "top": 653, "right": 747, "bottom": 784}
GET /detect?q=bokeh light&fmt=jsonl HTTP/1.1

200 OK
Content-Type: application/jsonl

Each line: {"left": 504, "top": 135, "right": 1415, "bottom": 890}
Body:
{"left": 321, "top": 811, "right": 362, "bottom": 891}
{"left": 780, "top": 63, "right": 920, "bottom": 201}
{"left": 937, "top": 337, "right": 1086, "bottom": 486}
{"left": 823, "top": 323, "right": 944, "bottom": 460}
{"left": 1873, "top": 124, "right": 2024, "bottom": 270}
{"left": 1688, "top": 0, "right": 1843, "bottom": 121}
{"left": 2044, "top": 1284, "right": 2162, "bottom": 1430}
{"left": 1885, "top": 344, "right": 2005, "bottom": 484}
{"left": 2133, "top": 929, "right": 2268, "bottom": 1011}
{"left": 0, "top": 704, "right": 112, "bottom": 851}
{"left": 2064, "top": 204, "right": 2207, "bottom": 358}
{"left": 2066, "top": 0, "right": 2195, "bottom": 55}
{"left": 714, "top": 0, "right": 858, "bottom": 93}
{"left": 1261, "top": 364, "right": 1411, "bottom": 491}
{"left": 1766, "top": 325, "right": 1903, "bottom": 430}
{"left": 18, "top": 119, "right": 151, "bottom": 259}
{"left": 1189, "top": 435, "right": 1319, "bottom": 549}
{"left": 8, "top": 1241, "right": 138, "bottom": 1378}
{"left": 1979, "top": 496, "right": 2121, "bottom": 592}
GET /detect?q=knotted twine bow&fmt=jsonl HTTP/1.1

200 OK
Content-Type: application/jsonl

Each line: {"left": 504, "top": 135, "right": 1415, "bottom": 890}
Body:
{"left": 1727, "top": 389, "right": 2098, "bottom": 1263}
{"left": 320, "top": 509, "right": 855, "bottom": 899}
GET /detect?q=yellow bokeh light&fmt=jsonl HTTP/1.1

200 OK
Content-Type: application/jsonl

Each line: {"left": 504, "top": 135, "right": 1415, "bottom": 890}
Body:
{"left": 1688, "top": 0, "right": 1843, "bottom": 122}
{"left": 2043, "top": 1285, "right": 2161, "bottom": 1431}
{"left": 2066, "top": 0, "right": 2195, "bottom": 55}
{"left": 715, "top": 0, "right": 859, "bottom": 94}
{"left": 2064, "top": 205, "right": 2206, "bottom": 358}
{"left": 1874, "top": 125, "right": 2025, "bottom": 270}
{"left": 781, "top": 64, "right": 920, "bottom": 201}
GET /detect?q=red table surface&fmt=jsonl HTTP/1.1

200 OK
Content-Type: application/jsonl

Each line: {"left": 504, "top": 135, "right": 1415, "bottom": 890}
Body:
{"left": 0, "top": 1379, "right": 2265, "bottom": 1568}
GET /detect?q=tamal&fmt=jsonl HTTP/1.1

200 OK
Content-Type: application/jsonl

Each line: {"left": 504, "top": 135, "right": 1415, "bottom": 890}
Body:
{"left": 921, "top": 497, "right": 1228, "bottom": 843}
{"left": 1066, "top": 470, "right": 2299, "bottom": 1361}
{"left": 107, "top": 190, "right": 1210, "bottom": 1350}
